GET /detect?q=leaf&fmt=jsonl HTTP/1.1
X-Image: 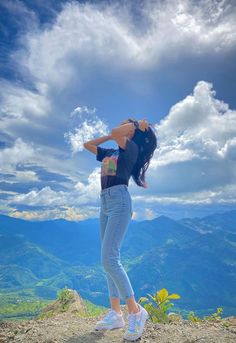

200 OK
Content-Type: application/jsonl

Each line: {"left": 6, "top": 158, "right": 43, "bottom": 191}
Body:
{"left": 168, "top": 293, "right": 181, "bottom": 299}
{"left": 158, "top": 288, "right": 169, "bottom": 302}
{"left": 147, "top": 292, "right": 155, "bottom": 299}
{"left": 139, "top": 297, "right": 148, "bottom": 303}
{"left": 146, "top": 292, "right": 156, "bottom": 303}
{"left": 165, "top": 303, "right": 174, "bottom": 311}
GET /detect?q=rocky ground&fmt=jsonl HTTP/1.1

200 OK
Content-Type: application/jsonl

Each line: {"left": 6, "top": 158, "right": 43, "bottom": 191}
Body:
{"left": 0, "top": 305, "right": 236, "bottom": 343}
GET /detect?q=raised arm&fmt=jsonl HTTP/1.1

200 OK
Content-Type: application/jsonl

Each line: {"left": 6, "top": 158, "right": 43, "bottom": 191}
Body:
{"left": 110, "top": 121, "right": 136, "bottom": 149}
{"left": 83, "top": 134, "right": 112, "bottom": 155}
{"left": 112, "top": 119, "right": 149, "bottom": 135}
{"left": 111, "top": 119, "right": 150, "bottom": 149}
{"left": 83, "top": 119, "right": 150, "bottom": 154}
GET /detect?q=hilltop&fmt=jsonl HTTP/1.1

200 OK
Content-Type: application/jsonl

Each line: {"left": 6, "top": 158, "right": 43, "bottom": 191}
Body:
{"left": 1, "top": 307, "right": 236, "bottom": 343}
{"left": 0, "top": 289, "right": 236, "bottom": 343}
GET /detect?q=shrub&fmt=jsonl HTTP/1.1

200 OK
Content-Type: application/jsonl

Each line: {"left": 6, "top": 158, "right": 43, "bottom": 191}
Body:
{"left": 203, "top": 307, "right": 223, "bottom": 321}
{"left": 139, "top": 288, "right": 181, "bottom": 323}
{"left": 57, "top": 286, "right": 74, "bottom": 310}
{"left": 188, "top": 307, "right": 223, "bottom": 322}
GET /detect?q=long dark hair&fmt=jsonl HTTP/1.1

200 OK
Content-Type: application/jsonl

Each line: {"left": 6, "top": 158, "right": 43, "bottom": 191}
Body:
{"left": 130, "top": 124, "right": 157, "bottom": 188}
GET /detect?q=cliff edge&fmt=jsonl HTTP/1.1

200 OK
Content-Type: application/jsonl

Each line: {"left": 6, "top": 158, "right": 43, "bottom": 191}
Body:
{"left": 0, "top": 289, "right": 236, "bottom": 343}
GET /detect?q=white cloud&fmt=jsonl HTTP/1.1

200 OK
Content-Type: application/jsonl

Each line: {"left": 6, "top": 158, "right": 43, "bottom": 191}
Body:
{"left": 1, "top": 0, "right": 235, "bottom": 153}
{"left": 4, "top": 0, "right": 235, "bottom": 104}
{"left": 74, "top": 167, "right": 101, "bottom": 195}
{"left": 1, "top": 0, "right": 235, "bottom": 132}
{"left": 147, "top": 81, "right": 236, "bottom": 203}
{"left": 9, "top": 207, "right": 94, "bottom": 222}
{"left": 133, "top": 184, "right": 236, "bottom": 206}
{"left": 7, "top": 167, "right": 101, "bottom": 207}
{"left": 64, "top": 109, "right": 109, "bottom": 154}
{"left": 143, "top": 0, "right": 236, "bottom": 59}
{"left": 14, "top": 170, "right": 39, "bottom": 183}
{"left": 9, "top": 186, "right": 66, "bottom": 206}
{"left": 70, "top": 106, "right": 96, "bottom": 116}
{"left": 14, "top": 0, "right": 236, "bottom": 80}
{"left": 0, "top": 80, "right": 50, "bottom": 122}
{"left": 154, "top": 147, "right": 197, "bottom": 167}
{"left": 0, "top": 138, "right": 36, "bottom": 173}
{"left": 154, "top": 81, "right": 236, "bottom": 162}
{"left": 156, "top": 81, "right": 235, "bottom": 141}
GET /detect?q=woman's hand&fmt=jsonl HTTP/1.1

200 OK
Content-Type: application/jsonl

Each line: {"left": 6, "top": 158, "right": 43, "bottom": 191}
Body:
{"left": 138, "top": 119, "right": 149, "bottom": 132}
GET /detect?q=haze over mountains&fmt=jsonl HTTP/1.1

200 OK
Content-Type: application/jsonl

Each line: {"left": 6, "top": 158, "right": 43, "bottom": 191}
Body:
{"left": 0, "top": 210, "right": 236, "bottom": 318}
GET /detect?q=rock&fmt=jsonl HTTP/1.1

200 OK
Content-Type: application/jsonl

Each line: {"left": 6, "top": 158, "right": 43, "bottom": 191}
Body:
{"left": 37, "top": 289, "right": 88, "bottom": 319}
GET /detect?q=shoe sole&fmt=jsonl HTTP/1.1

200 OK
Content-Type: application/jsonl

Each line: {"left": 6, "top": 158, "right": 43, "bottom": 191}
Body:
{"left": 95, "top": 321, "right": 125, "bottom": 331}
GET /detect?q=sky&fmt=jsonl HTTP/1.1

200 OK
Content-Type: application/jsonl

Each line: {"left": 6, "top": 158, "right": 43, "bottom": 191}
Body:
{"left": 0, "top": 0, "right": 236, "bottom": 221}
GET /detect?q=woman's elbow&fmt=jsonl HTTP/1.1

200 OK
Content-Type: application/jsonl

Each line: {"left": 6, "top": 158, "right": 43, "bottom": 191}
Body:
{"left": 83, "top": 143, "right": 97, "bottom": 155}
{"left": 83, "top": 143, "right": 91, "bottom": 152}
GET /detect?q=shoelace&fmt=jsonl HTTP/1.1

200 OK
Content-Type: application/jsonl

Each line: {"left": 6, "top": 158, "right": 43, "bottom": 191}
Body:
{"left": 104, "top": 310, "right": 118, "bottom": 322}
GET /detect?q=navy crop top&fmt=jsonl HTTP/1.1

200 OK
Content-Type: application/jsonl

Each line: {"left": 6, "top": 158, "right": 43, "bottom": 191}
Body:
{"left": 96, "top": 138, "right": 139, "bottom": 190}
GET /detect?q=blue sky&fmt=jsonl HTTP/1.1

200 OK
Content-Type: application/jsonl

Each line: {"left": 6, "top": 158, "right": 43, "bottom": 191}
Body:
{"left": 0, "top": 0, "right": 236, "bottom": 221}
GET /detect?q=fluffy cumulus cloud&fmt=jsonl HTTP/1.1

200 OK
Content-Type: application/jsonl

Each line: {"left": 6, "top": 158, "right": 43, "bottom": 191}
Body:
{"left": 2, "top": 0, "right": 236, "bottom": 115}
{"left": 6, "top": 166, "right": 101, "bottom": 206}
{"left": 2, "top": 0, "right": 236, "bottom": 144}
{"left": 144, "top": 0, "right": 236, "bottom": 57}
{"left": 64, "top": 107, "right": 109, "bottom": 154}
{"left": 156, "top": 81, "right": 236, "bottom": 146}
{"left": 11, "top": 0, "right": 236, "bottom": 81}
{"left": 2, "top": 165, "right": 101, "bottom": 221}
{"left": 146, "top": 81, "right": 236, "bottom": 205}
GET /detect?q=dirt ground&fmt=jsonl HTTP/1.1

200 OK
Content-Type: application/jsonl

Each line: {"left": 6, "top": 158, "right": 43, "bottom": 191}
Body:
{"left": 0, "top": 305, "right": 236, "bottom": 343}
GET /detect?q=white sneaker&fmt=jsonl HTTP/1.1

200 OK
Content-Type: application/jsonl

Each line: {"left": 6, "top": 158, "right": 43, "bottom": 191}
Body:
{"left": 95, "top": 309, "right": 125, "bottom": 330}
{"left": 123, "top": 304, "right": 149, "bottom": 341}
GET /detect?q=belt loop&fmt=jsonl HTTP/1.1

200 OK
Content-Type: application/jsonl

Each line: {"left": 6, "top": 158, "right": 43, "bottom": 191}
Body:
{"left": 108, "top": 188, "right": 110, "bottom": 196}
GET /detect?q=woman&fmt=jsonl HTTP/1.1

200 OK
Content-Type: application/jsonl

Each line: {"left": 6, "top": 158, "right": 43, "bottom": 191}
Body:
{"left": 83, "top": 118, "right": 157, "bottom": 341}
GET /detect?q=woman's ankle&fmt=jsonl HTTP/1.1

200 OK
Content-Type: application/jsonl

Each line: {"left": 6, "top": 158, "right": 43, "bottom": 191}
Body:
{"left": 128, "top": 303, "right": 140, "bottom": 314}
{"left": 113, "top": 308, "right": 122, "bottom": 315}
{"left": 116, "top": 311, "right": 123, "bottom": 315}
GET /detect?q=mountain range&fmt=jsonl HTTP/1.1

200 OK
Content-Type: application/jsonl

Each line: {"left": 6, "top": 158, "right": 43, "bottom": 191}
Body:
{"left": 0, "top": 210, "right": 236, "bottom": 318}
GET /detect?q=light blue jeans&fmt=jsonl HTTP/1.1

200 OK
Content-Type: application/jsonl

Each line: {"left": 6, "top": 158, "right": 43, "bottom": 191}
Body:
{"left": 99, "top": 184, "right": 134, "bottom": 301}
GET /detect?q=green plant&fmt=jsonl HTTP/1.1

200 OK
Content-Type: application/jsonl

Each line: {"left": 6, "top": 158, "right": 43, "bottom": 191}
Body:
{"left": 203, "top": 307, "right": 223, "bottom": 321}
{"left": 57, "top": 286, "right": 74, "bottom": 310}
{"left": 139, "top": 288, "right": 181, "bottom": 324}
{"left": 188, "top": 307, "right": 224, "bottom": 323}
{"left": 188, "top": 310, "right": 202, "bottom": 322}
